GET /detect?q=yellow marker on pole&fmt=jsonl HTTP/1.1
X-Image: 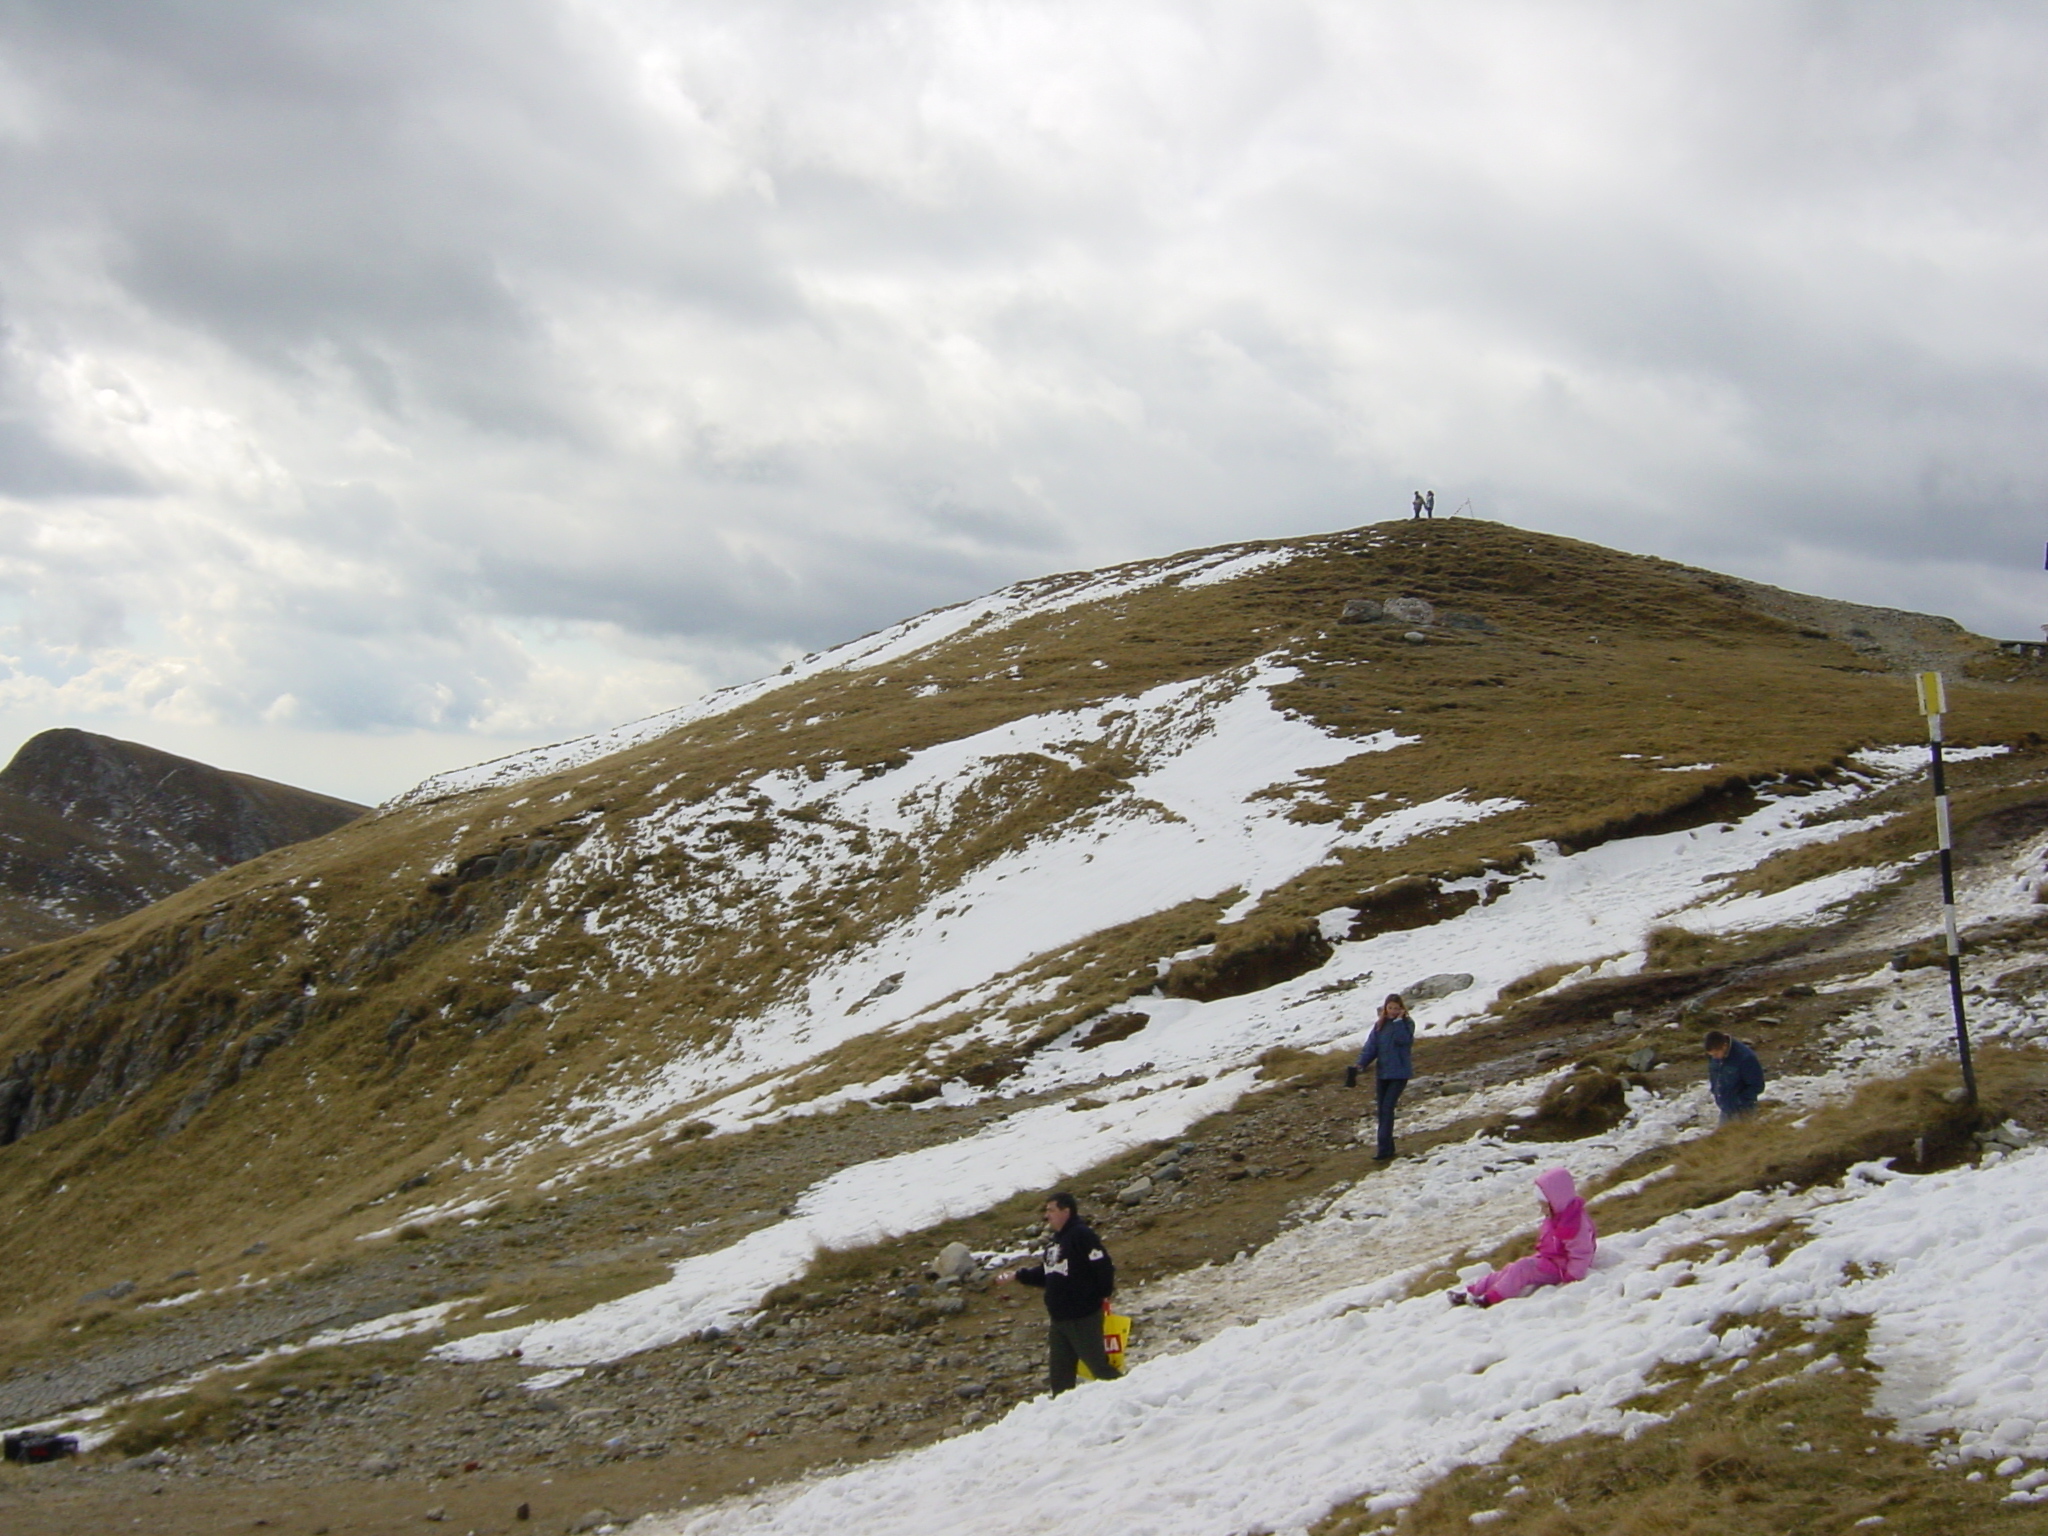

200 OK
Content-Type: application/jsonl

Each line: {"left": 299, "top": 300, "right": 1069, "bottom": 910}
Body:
{"left": 1915, "top": 671, "right": 1946, "bottom": 720}
{"left": 1916, "top": 671, "right": 1976, "bottom": 1107}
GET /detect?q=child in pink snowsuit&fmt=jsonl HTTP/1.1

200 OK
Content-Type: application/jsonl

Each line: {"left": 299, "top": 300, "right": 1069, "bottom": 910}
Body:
{"left": 1458, "top": 1167, "right": 1596, "bottom": 1307}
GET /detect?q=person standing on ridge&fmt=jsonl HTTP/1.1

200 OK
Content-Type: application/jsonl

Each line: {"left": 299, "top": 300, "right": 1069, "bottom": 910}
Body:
{"left": 996, "top": 1192, "right": 1119, "bottom": 1394}
{"left": 1424, "top": 490, "right": 1435, "bottom": 517}
{"left": 1705, "top": 1030, "right": 1765, "bottom": 1122}
{"left": 1347, "top": 993, "right": 1415, "bottom": 1161}
{"left": 1412, "top": 490, "right": 1425, "bottom": 519}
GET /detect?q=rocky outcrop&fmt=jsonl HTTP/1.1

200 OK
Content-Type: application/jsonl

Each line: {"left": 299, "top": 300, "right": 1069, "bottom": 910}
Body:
{"left": 0, "top": 730, "right": 365, "bottom": 952}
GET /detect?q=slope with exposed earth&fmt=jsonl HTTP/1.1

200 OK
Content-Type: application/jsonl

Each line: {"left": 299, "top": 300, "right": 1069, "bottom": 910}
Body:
{"left": 1, "top": 519, "right": 2047, "bottom": 1535}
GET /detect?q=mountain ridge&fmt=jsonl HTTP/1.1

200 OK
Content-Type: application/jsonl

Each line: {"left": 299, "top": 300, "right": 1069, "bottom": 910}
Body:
{"left": 0, "top": 515, "right": 2042, "bottom": 1343}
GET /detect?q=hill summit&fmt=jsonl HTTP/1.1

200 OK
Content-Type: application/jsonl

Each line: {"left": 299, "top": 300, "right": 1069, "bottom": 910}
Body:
{"left": 0, "top": 728, "right": 365, "bottom": 953}
{"left": 1, "top": 518, "right": 2046, "bottom": 1534}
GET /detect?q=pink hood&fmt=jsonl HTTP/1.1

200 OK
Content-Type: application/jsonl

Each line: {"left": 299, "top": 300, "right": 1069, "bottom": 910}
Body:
{"left": 1533, "top": 1167, "right": 1597, "bottom": 1281}
{"left": 1535, "top": 1166, "right": 1579, "bottom": 1213}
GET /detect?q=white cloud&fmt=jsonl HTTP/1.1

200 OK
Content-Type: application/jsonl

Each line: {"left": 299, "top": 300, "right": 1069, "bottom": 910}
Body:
{"left": 0, "top": 1, "right": 2044, "bottom": 798}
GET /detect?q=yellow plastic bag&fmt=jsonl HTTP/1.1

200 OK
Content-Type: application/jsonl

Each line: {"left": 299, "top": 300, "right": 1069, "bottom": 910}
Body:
{"left": 1077, "top": 1308, "right": 1132, "bottom": 1381}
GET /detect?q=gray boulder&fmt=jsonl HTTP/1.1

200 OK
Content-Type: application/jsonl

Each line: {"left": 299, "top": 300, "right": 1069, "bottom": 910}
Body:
{"left": 1339, "top": 599, "right": 1384, "bottom": 625}
{"left": 932, "top": 1240, "right": 977, "bottom": 1280}
{"left": 1383, "top": 595, "right": 1436, "bottom": 626}
{"left": 1403, "top": 972, "right": 1474, "bottom": 1002}
{"left": 1622, "top": 1045, "right": 1659, "bottom": 1073}
{"left": 1117, "top": 1176, "right": 1155, "bottom": 1205}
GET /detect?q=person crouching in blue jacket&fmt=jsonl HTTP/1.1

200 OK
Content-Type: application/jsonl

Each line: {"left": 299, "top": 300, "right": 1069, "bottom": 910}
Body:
{"left": 1348, "top": 993, "right": 1415, "bottom": 1161}
{"left": 1705, "top": 1030, "right": 1765, "bottom": 1122}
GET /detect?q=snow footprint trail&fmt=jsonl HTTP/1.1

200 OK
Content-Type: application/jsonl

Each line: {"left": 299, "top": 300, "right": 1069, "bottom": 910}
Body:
{"left": 644, "top": 1151, "right": 2048, "bottom": 1536}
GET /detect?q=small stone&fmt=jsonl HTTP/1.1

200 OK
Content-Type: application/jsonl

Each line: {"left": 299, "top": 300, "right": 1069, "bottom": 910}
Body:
{"left": 1117, "top": 1176, "right": 1155, "bottom": 1205}
{"left": 932, "top": 1241, "right": 976, "bottom": 1280}
{"left": 818, "top": 1360, "right": 846, "bottom": 1378}
{"left": 954, "top": 1382, "right": 987, "bottom": 1399}
{"left": 1338, "top": 599, "right": 1384, "bottom": 625}
{"left": 570, "top": 1511, "right": 619, "bottom": 1535}
{"left": 1612, "top": 1009, "right": 1636, "bottom": 1027}
{"left": 1622, "top": 1046, "right": 1659, "bottom": 1073}
{"left": 1944, "top": 1087, "right": 1971, "bottom": 1104}
{"left": 1403, "top": 630, "right": 1427, "bottom": 644}
{"left": 360, "top": 1454, "right": 401, "bottom": 1477}
{"left": 1384, "top": 595, "right": 1436, "bottom": 626}
{"left": 1784, "top": 983, "right": 1817, "bottom": 998}
{"left": 424, "top": 1509, "right": 447, "bottom": 1523}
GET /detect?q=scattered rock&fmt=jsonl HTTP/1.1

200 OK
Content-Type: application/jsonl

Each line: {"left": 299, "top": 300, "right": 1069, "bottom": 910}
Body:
{"left": 1612, "top": 1009, "right": 1636, "bottom": 1027}
{"left": 81, "top": 1280, "right": 136, "bottom": 1304}
{"left": 932, "top": 1241, "right": 976, "bottom": 1281}
{"left": 1403, "top": 630, "right": 1427, "bottom": 644}
{"left": 1622, "top": 1046, "right": 1659, "bottom": 1073}
{"left": 1404, "top": 973, "right": 1475, "bottom": 1003}
{"left": 1338, "top": 599, "right": 1384, "bottom": 625}
{"left": 359, "top": 1454, "right": 401, "bottom": 1477}
{"left": 1117, "top": 1176, "right": 1155, "bottom": 1205}
{"left": 1783, "top": 983, "right": 1818, "bottom": 998}
{"left": 1383, "top": 595, "right": 1436, "bottom": 626}
{"left": 423, "top": 1508, "right": 448, "bottom": 1523}
{"left": 570, "top": 1511, "right": 619, "bottom": 1535}
{"left": 954, "top": 1382, "right": 987, "bottom": 1399}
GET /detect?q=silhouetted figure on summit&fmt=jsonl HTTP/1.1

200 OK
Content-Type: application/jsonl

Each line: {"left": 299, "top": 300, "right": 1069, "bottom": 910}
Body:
{"left": 1412, "top": 491, "right": 1424, "bottom": 519}
{"left": 1424, "top": 490, "right": 1435, "bottom": 517}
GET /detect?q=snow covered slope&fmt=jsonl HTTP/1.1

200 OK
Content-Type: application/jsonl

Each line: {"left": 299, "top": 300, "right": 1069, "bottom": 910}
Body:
{"left": 643, "top": 1145, "right": 2048, "bottom": 1536}
{"left": 1, "top": 515, "right": 2043, "bottom": 1348}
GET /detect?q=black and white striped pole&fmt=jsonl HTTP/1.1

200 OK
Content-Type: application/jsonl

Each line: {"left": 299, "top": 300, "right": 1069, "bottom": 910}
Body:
{"left": 1916, "top": 670, "right": 1978, "bottom": 1107}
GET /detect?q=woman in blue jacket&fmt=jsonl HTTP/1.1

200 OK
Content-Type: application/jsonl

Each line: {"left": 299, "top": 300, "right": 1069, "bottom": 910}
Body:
{"left": 1351, "top": 993, "right": 1415, "bottom": 1161}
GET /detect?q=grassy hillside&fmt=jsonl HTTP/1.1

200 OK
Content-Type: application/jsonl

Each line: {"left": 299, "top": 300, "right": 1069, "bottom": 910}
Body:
{"left": 0, "top": 516, "right": 2042, "bottom": 1336}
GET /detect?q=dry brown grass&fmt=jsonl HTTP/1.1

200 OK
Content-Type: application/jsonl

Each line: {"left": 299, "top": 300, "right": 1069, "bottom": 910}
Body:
{"left": 0, "top": 517, "right": 2044, "bottom": 1334}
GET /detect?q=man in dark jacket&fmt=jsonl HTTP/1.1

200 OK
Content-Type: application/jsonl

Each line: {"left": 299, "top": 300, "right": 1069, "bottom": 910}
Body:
{"left": 997, "top": 1192, "right": 1118, "bottom": 1394}
{"left": 1705, "top": 1030, "right": 1765, "bottom": 1122}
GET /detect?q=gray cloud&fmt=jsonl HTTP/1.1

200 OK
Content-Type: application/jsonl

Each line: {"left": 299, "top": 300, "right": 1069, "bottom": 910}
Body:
{"left": 0, "top": 0, "right": 2045, "bottom": 798}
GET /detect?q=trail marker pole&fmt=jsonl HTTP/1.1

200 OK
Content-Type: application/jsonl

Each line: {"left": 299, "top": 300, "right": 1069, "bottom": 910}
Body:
{"left": 1916, "top": 671, "right": 1977, "bottom": 1106}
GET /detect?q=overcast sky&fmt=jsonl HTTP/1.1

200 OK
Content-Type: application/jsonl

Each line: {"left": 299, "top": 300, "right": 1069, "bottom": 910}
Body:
{"left": 1, "top": 2, "right": 2043, "bottom": 803}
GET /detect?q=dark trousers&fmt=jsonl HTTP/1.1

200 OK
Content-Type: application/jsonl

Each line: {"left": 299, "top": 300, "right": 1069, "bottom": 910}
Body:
{"left": 1373, "top": 1075, "right": 1408, "bottom": 1158}
{"left": 1047, "top": 1313, "right": 1119, "bottom": 1395}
